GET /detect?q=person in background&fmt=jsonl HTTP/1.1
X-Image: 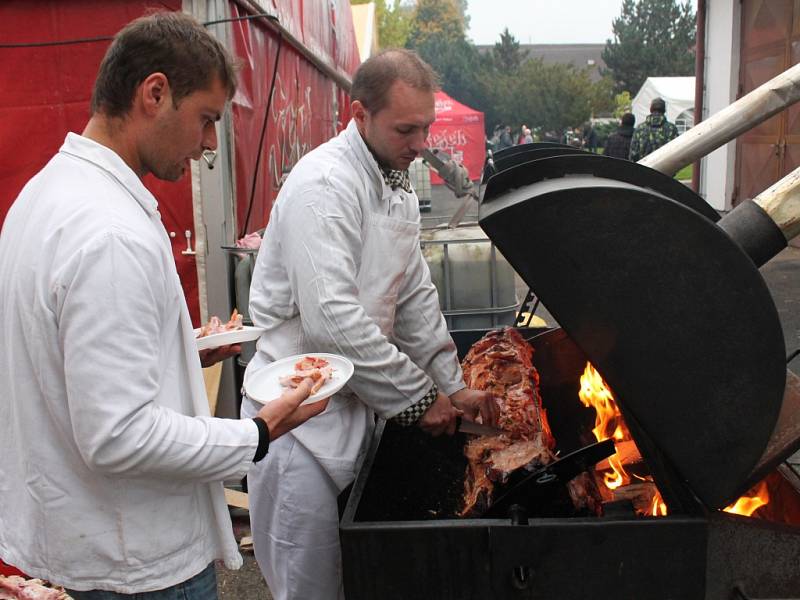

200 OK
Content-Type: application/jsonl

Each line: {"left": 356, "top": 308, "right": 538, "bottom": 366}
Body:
{"left": 629, "top": 97, "right": 679, "bottom": 162}
{"left": 496, "top": 124, "right": 514, "bottom": 151}
{"left": 522, "top": 127, "right": 533, "bottom": 144}
{"left": 0, "top": 12, "right": 326, "bottom": 598}
{"left": 582, "top": 122, "right": 598, "bottom": 153}
{"left": 489, "top": 124, "right": 502, "bottom": 151}
{"left": 603, "top": 113, "right": 636, "bottom": 160}
{"left": 241, "top": 49, "right": 497, "bottom": 600}
{"left": 517, "top": 124, "right": 528, "bottom": 145}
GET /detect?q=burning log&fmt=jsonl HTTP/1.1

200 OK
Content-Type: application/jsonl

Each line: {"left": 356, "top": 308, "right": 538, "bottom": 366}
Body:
{"left": 578, "top": 362, "right": 667, "bottom": 514}
{"left": 595, "top": 440, "right": 641, "bottom": 471}
{"left": 609, "top": 481, "right": 666, "bottom": 516}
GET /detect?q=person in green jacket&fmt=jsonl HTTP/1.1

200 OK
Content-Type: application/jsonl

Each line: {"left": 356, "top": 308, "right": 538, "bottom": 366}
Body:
{"left": 629, "top": 97, "right": 679, "bottom": 162}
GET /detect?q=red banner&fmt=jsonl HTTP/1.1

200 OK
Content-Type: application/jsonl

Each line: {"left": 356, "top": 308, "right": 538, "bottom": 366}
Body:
{"left": 230, "top": 0, "right": 359, "bottom": 236}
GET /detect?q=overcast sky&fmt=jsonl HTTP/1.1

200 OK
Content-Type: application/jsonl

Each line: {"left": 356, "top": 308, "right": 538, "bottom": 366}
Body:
{"left": 465, "top": 0, "right": 698, "bottom": 46}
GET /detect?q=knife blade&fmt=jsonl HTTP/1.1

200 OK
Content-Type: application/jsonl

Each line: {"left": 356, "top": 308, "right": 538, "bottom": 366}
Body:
{"left": 456, "top": 416, "right": 505, "bottom": 437}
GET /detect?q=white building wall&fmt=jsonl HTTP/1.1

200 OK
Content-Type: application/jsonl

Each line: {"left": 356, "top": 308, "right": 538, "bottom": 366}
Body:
{"left": 700, "top": 0, "right": 741, "bottom": 212}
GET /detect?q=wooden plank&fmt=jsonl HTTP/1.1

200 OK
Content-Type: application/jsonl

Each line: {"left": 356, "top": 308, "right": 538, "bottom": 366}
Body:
{"left": 239, "top": 535, "right": 253, "bottom": 551}
{"left": 202, "top": 362, "right": 223, "bottom": 415}
{"left": 224, "top": 488, "right": 249, "bottom": 510}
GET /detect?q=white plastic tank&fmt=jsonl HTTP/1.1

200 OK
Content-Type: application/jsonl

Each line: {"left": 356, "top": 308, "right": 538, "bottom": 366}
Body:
{"left": 421, "top": 225, "right": 519, "bottom": 330}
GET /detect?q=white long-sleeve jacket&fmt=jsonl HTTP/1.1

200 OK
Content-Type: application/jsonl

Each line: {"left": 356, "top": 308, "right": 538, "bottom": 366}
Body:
{"left": 0, "top": 134, "right": 259, "bottom": 592}
{"left": 243, "top": 119, "right": 464, "bottom": 489}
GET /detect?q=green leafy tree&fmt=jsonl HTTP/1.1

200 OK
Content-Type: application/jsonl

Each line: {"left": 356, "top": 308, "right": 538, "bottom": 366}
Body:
{"left": 613, "top": 91, "right": 633, "bottom": 118}
{"left": 587, "top": 74, "right": 616, "bottom": 117}
{"left": 350, "top": 0, "right": 414, "bottom": 49}
{"left": 406, "top": 0, "right": 466, "bottom": 48}
{"left": 510, "top": 60, "right": 593, "bottom": 140}
{"left": 404, "top": 0, "right": 492, "bottom": 128}
{"left": 412, "top": 35, "right": 491, "bottom": 118}
{"left": 475, "top": 57, "right": 593, "bottom": 140}
{"left": 602, "top": 0, "right": 695, "bottom": 95}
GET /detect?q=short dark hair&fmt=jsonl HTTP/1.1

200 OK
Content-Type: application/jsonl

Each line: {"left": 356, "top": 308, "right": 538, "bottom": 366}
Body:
{"left": 621, "top": 112, "right": 635, "bottom": 127}
{"left": 650, "top": 97, "right": 666, "bottom": 114}
{"left": 91, "top": 11, "right": 237, "bottom": 118}
{"left": 350, "top": 49, "right": 439, "bottom": 114}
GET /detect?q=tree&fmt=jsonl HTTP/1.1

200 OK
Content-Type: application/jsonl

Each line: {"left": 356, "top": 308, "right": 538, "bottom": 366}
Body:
{"left": 613, "top": 91, "right": 633, "bottom": 118}
{"left": 406, "top": 0, "right": 466, "bottom": 48}
{"left": 412, "top": 35, "right": 491, "bottom": 120}
{"left": 587, "top": 74, "right": 616, "bottom": 117}
{"left": 514, "top": 60, "right": 593, "bottom": 140}
{"left": 602, "top": 0, "right": 695, "bottom": 95}
{"left": 350, "top": 0, "right": 414, "bottom": 49}
{"left": 404, "top": 0, "right": 492, "bottom": 126}
{"left": 492, "top": 28, "right": 526, "bottom": 74}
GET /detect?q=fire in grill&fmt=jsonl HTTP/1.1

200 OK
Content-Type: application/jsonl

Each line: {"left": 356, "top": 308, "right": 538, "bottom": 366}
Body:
{"left": 341, "top": 67, "right": 800, "bottom": 598}
{"left": 340, "top": 326, "right": 800, "bottom": 599}
{"left": 340, "top": 158, "right": 800, "bottom": 599}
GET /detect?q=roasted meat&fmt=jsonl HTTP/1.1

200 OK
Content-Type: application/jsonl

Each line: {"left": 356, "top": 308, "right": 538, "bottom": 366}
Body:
{"left": 197, "top": 309, "right": 243, "bottom": 338}
{"left": 459, "top": 327, "right": 556, "bottom": 516}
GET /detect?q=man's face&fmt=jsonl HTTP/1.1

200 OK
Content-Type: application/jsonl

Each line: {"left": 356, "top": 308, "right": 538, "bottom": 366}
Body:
{"left": 144, "top": 76, "right": 228, "bottom": 182}
{"left": 353, "top": 80, "right": 435, "bottom": 171}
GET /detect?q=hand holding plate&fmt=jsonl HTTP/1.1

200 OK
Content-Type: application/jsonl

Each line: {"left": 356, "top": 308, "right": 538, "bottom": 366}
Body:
{"left": 255, "top": 379, "right": 329, "bottom": 441}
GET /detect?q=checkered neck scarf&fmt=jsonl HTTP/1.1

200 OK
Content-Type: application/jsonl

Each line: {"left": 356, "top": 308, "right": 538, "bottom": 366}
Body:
{"left": 380, "top": 166, "right": 412, "bottom": 193}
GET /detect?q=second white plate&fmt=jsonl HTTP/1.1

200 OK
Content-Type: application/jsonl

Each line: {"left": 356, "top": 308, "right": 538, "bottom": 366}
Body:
{"left": 245, "top": 353, "right": 354, "bottom": 406}
{"left": 195, "top": 326, "right": 265, "bottom": 351}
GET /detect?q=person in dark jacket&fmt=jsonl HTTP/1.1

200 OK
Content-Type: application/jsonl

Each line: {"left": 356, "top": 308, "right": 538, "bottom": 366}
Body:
{"left": 604, "top": 113, "right": 636, "bottom": 160}
{"left": 582, "top": 122, "right": 598, "bottom": 153}
{"left": 629, "top": 97, "right": 678, "bottom": 161}
{"left": 496, "top": 124, "right": 514, "bottom": 151}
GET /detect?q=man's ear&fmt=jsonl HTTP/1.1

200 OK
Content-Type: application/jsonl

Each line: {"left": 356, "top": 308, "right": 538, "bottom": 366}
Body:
{"left": 351, "top": 100, "right": 367, "bottom": 128}
{"left": 139, "top": 72, "right": 170, "bottom": 115}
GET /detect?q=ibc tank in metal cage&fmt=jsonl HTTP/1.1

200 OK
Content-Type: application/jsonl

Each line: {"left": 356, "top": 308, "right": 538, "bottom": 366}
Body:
{"left": 421, "top": 225, "right": 520, "bottom": 330}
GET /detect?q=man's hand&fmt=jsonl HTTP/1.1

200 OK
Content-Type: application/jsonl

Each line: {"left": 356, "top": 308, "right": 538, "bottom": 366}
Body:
{"left": 199, "top": 344, "right": 241, "bottom": 368}
{"left": 450, "top": 388, "right": 498, "bottom": 426}
{"left": 255, "top": 379, "right": 329, "bottom": 441}
{"left": 417, "top": 392, "right": 462, "bottom": 437}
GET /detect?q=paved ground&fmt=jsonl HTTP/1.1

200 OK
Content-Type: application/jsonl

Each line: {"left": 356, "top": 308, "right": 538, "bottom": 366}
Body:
{"left": 216, "top": 184, "right": 800, "bottom": 597}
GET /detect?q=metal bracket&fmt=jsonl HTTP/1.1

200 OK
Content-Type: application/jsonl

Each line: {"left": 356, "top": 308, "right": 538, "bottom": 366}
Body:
{"left": 181, "top": 229, "right": 196, "bottom": 256}
{"left": 515, "top": 288, "right": 540, "bottom": 327}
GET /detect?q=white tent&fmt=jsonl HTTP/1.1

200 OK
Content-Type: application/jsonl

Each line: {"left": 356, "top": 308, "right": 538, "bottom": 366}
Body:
{"left": 631, "top": 77, "right": 695, "bottom": 133}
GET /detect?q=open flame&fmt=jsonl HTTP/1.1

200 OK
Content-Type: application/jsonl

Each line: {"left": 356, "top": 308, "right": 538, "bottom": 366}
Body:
{"left": 651, "top": 494, "right": 667, "bottom": 516}
{"left": 724, "top": 481, "right": 769, "bottom": 517}
{"left": 578, "top": 362, "right": 772, "bottom": 519}
{"left": 578, "top": 363, "right": 629, "bottom": 490}
{"left": 578, "top": 362, "right": 667, "bottom": 514}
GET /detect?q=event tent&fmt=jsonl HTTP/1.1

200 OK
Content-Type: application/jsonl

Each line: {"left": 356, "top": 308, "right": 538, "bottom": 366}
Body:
{"left": 426, "top": 91, "right": 486, "bottom": 183}
{"left": 632, "top": 77, "right": 695, "bottom": 133}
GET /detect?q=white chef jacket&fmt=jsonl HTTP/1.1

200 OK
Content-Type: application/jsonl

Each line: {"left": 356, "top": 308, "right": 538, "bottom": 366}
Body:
{"left": 0, "top": 133, "right": 259, "bottom": 593}
{"left": 244, "top": 119, "right": 465, "bottom": 489}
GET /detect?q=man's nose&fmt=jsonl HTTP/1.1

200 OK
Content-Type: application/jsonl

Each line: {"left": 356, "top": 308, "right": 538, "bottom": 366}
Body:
{"left": 203, "top": 122, "right": 219, "bottom": 152}
{"left": 410, "top": 130, "right": 428, "bottom": 154}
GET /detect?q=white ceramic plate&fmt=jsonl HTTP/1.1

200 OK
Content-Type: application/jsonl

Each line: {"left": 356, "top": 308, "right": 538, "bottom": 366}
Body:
{"left": 194, "top": 326, "right": 265, "bottom": 351}
{"left": 245, "top": 353, "right": 354, "bottom": 406}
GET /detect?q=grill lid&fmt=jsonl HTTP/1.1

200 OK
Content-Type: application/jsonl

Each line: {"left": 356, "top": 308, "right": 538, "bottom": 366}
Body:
{"left": 478, "top": 154, "right": 786, "bottom": 510}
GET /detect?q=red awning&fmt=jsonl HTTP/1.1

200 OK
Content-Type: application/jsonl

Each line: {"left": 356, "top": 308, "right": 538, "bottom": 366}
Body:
{"left": 427, "top": 91, "right": 486, "bottom": 183}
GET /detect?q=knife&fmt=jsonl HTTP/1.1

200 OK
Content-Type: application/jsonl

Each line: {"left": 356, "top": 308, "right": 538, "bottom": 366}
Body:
{"left": 456, "top": 415, "right": 505, "bottom": 437}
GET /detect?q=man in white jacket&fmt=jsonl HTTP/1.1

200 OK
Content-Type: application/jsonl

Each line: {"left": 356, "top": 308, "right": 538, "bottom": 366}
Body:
{"left": 0, "top": 12, "right": 326, "bottom": 598}
{"left": 241, "top": 49, "right": 498, "bottom": 600}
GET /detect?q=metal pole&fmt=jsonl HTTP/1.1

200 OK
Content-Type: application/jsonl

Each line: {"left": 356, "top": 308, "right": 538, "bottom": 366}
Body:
{"left": 640, "top": 62, "right": 800, "bottom": 176}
